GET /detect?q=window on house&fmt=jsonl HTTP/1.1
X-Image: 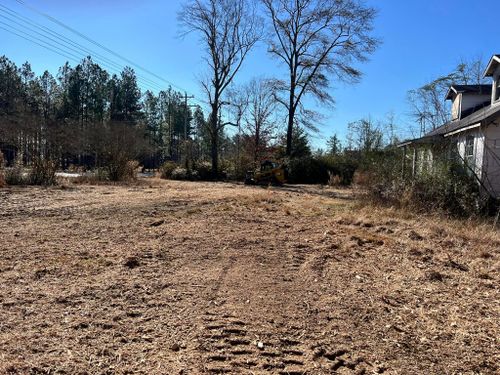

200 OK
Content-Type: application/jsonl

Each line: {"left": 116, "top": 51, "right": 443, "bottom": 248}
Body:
{"left": 465, "top": 135, "right": 475, "bottom": 167}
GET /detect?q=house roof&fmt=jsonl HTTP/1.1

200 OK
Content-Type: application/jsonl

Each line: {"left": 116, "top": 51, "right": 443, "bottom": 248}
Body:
{"left": 446, "top": 84, "right": 491, "bottom": 100}
{"left": 432, "top": 103, "right": 500, "bottom": 136}
{"left": 398, "top": 103, "right": 500, "bottom": 147}
{"left": 397, "top": 135, "right": 442, "bottom": 147}
{"left": 445, "top": 85, "right": 492, "bottom": 100}
{"left": 484, "top": 54, "right": 500, "bottom": 77}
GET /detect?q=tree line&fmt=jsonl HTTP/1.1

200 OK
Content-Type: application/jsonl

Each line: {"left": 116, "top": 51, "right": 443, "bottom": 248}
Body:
{"left": 1, "top": 0, "right": 381, "bottom": 180}
{"left": 0, "top": 55, "right": 208, "bottom": 172}
{"left": 0, "top": 53, "right": 307, "bottom": 180}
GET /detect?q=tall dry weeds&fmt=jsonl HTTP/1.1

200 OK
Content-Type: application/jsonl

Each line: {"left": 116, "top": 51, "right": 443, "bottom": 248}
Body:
{"left": 29, "top": 157, "right": 58, "bottom": 186}
{"left": 0, "top": 152, "right": 6, "bottom": 187}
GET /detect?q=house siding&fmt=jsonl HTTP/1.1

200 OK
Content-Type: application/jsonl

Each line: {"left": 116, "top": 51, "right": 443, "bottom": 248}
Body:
{"left": 482, "top": 122, "right": 500, "bottom": 198}
{"left": 460, "top": 94, "right": 491, "bottom": 116}
{"left": 455, "top": 128, "right": 484, "bottom": 178}
{"left": 492, "top": 65, "right": 500, "bottom": 104}
{"left": 451, "top": 94, "right": 461, "bottom": 120}
{"left": 416, "top": 147, "right": 433, "bottom": 173}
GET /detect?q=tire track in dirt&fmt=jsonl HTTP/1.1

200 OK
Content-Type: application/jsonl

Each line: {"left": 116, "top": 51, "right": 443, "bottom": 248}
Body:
{"left": 198, "top": 308, "right": 314, "bottom": 374}
{"left": 191, "top": 237, "right": 316, "bottom": 373}
{"left": 208, "top": 255, "right": 237, "bottom": 301}
{"left": 276, "top": 223, "right": 378, "bottom": 374}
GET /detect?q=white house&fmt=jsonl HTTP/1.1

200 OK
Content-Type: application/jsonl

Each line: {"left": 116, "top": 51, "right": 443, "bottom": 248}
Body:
{"left": 399, "top": 54, "right": 500, "bottom": 198}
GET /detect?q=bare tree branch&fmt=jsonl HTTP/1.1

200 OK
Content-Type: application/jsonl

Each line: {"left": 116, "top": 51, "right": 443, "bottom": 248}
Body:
{"left": 179, "top": 0, "right": 262, "bottom": 175}
{"left": 262, "top": 0, "right": 379, "bottom": 156}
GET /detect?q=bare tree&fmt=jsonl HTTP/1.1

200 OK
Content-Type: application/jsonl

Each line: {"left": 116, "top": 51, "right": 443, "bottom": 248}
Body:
{"left": 346, "top": 117, "right": 383, "bottom": 153}
{"left": 225, "top": 86, "right": 249, "bottom": 170}
{"left": 455, "top": 56, "right": 488, "bottom": 85}
{"left": 243, "top": 78, "right": 276, "bottom": 163}
{"left": 262, "top": 0, "right": 379, "bottom": 157}
{"left": 407, "top": 58, "right": 489, "bottom": 134}
{"left": 179, "top": 0, "right": 262, "bottom": 176}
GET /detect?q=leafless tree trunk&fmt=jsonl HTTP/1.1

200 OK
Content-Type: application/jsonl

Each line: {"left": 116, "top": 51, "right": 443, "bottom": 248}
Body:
{"left": 244, "top": 78, "right": 276, "bottom": 164}
{"left": 262, "top": 0, "right": 378, "bottom": 157}
{"left": 179, "top": 0, "right": 261, "bottom": 177}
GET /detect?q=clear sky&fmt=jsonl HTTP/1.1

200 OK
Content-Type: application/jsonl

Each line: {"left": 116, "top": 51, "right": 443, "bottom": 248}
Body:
{"left": 0, "top": 0, "right": 498, "bottom": 149}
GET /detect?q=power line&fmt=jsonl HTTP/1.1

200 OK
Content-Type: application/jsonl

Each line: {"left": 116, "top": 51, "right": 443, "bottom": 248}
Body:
{"left": 0, "top": 24, "right": 164, "bottom": 93}
{"left": 1, "top": 0, "right": 209, "bottom": 107}
{"left": 0, "top": 4, "right": 166, "bottom": 92}
{"left": 0, "top": 21, "right": 162, "bottom": 93}
{"left": 0, "top": 16, "right": 95, "bottom": 64}
{"left": 14, "top": 0, "right": 195, "bottom": 95}
{"left": 0, "top": 24, "right": 80, "bottom": 64}
{"left": 0, "top": 4, "right": 122, "bottom": 71}
{"left": 0, "top": 25, "right": 156, "bottom": 90}
{"left": 0, "top": 19, "right": 86, "bottom": 61}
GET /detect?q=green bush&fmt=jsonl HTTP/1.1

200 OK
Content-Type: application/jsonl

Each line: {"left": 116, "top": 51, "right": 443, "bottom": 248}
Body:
{"left": 159, "top": 161, "right": 178, "bottom": 179}
{"left": 359, "top": 150, "right": 490, "bottom": 217}
{"left": 328, "top": 173, "right": 342, "bottom": 187}
{"left": 287, "top": 157, "right": 329, "bottom": 184}
{"left": 230, "top": 156, "right": 254, "bottom": 181}
{"left": 193, "top": 161, "right": 213, "bottom": 181}
{"left": 285, "top": 155, "right": 358, "bottom": 185}
{"left": 124, "top": 160, "right": 140, "bottom": 181}
{"left": 322, "top": 154, "right": 359, "bottom": 185}
{"left": 5, "top": 156, "right": 27, "bottom": 185}
{"left": 159, "top": 161, "right": 211, "bottom": 181}
{"left": 171, "top": 167, "right": 189, "bottom": 180}
{"left": 4, "top": 156, "right": 59, "bottom": 186}
{"left": 191, "top": 160, "right": 229, "bottom": 181}
{"left": 5, "top": 167, "right": 26, "bottom": 185}
{"left": 408, "top": 164, "right": 484, "bottom": 217}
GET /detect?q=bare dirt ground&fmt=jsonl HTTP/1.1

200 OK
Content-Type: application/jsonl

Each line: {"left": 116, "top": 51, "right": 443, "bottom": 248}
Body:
{"left": 0, "top": 180, "right": 498, "bottom": 375}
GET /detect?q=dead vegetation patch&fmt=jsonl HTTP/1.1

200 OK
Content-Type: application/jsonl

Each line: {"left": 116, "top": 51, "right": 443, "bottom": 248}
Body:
{"left": 0, "top": 180, "right": 498, "bottom": 374}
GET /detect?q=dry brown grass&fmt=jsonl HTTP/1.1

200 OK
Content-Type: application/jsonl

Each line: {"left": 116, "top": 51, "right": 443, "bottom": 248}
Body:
{"left": 0, "top": 152, "right": 5, "bottom": 188}
{"left": 0, "top": 180, "right": 498, "bottom": 374}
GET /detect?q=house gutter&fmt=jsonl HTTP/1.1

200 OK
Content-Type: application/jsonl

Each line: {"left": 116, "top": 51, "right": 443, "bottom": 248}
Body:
{"left": 397, "top": 141, "right": 414, "bottom": 148}
{"left": 444, "top": 122, "right": 481, "bottom": 137}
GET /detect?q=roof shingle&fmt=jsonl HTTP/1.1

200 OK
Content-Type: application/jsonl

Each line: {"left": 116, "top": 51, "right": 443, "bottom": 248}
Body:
{"left": 398, "top": 103, "right": 500, "bottom": 147}
{"left": 445, "top": 84, "right": 491, "bottom": 100}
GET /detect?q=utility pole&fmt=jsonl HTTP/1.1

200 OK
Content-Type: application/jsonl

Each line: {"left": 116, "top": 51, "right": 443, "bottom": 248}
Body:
{"left": 183, "top": 92, "right": 195, "bottom": 169}
{"left": 168, "top": 98, "right": 173, "bottom": 160}
{"left": 184, "top": 92, "right": 195, "bottom": 140}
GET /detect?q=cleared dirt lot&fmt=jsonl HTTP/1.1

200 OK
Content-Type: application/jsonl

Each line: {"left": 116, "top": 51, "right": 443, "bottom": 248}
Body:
{"left": 0, "top": 180, "right": 498, "bottom": 374}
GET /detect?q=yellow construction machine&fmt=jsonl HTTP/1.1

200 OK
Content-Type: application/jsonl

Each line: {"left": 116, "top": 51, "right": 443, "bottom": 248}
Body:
{"left": 244, "top": 160, "right": 287, "bottom": 185}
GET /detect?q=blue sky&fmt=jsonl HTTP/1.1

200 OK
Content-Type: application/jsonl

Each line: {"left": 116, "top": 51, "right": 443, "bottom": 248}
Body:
{"left": 0, "top": 0, "right": 498, "bottom": 149}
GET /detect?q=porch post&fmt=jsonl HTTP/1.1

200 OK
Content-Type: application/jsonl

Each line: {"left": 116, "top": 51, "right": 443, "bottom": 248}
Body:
{"left": 402, "top": 145, "right": 407, "bottom": 176}
{"left": 412, "top": 146, "right": 417, "bottom": 177}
